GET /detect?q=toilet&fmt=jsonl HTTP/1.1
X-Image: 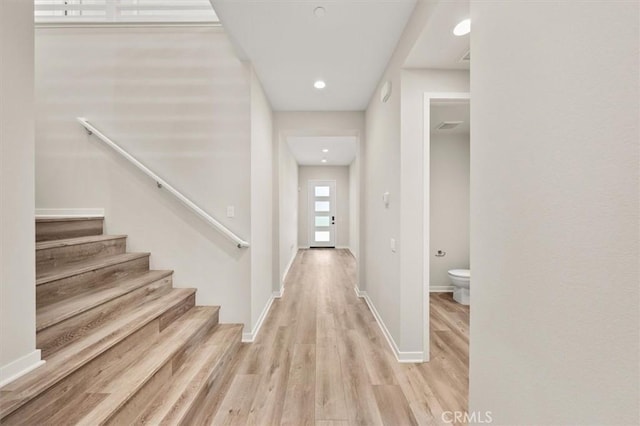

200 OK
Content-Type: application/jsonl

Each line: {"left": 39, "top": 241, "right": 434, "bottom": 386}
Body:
{"left": 448, "top": 269, "right": 470, "bottom": 305}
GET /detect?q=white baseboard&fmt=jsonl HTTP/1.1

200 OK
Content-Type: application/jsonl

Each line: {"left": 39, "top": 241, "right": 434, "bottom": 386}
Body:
{"left": 430, "top": 285, "right": 454, "bottom": 292}
{"left": 0, "top": 350, "right": 45, "bottom": 387}
{"left": 242, "top": 295, "right": 275, "bottom": 343}
{"left": 35, "top": 208, "right": 105, "bottom": 218}
{"left": 273, "top": 283, "right": 285, "bottom": 299}
{"left": 354, "top": 287, "right": 425, "bottom": 363}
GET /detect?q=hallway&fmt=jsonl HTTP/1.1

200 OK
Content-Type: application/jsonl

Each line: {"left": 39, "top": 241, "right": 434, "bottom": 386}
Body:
{"left": 199, "top": 249, "right": 469, "bottom": 425}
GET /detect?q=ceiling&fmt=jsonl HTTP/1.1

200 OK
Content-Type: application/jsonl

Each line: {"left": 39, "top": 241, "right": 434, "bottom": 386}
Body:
{"left": 210, "top": 0, "right": 416, "bottom": 111}
{"left": 430, "top": 101, "right": 470, "bottom": 135}
{"left": 287, "top": 136, "right": 357, "bottom": 166}
{"left": 404, "top": 0, "right": 469, "bottom": 69}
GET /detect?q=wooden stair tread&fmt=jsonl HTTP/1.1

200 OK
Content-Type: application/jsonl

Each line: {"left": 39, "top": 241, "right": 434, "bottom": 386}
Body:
{"left": 0, "top": 288, "right": 196, "bottom": 419}
{"left": 35, "top": 217, "right": 103, "bottom": 223}
{"left": 36, "top": 270, "right": 173, "bottom": 331}
{"left": 75, "top": 306, "right": 221, "bottom": 425}
{"left": 36, "top": 252, "right": 150, "bottom": 285}
{"left": 36, "top": 234, "right": 126, "bottom": 251}
{"left": 139, "top": 323, "right": 243, "bottom": 424}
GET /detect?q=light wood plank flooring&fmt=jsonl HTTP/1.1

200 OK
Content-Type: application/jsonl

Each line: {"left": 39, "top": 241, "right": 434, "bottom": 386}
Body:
{"left": 204, "top": 249, "right": 469, "bottom": 425}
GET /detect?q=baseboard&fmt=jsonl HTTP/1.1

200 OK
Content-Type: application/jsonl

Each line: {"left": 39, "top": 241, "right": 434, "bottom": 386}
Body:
{"left": 346, "top": 247, "right": 357, "bottom": 259}
{"left": 273, "top": 282, "right": 285, "bottom": 299}
{"left": 354, "top": 287, "right": 425, "bottom": 363}
{"left": 242, "top": 295, "right": 275, "bottom": 343}
{"left": 0, "top": 350, "right": 45, "bottom": 387}
{"left": 430, "top": 285, "right": 454, "bottom": 292}
{"left": 35, "top": 208, "right": 105, "bottom": 218}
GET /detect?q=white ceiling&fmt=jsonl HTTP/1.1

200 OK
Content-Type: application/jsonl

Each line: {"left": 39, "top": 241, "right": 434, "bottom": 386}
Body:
{"left": 431, "top": 101, "right": 470, "bottom": 135}
{"left": 210, "top": 0, "right": 416, "bottom": 111}
{"left": 287, "top": 136, "right": 357, "bottom": 166}
{"left": 404, "top": 0, "right": 469, "bottom": 69}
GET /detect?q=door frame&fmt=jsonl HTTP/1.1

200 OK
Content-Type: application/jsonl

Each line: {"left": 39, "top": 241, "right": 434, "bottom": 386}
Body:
{"left": 307, "top": 179, "right": 337, "bottom": 248}
{"left": 423, "top": 92, "right": 471, "bottom": 359}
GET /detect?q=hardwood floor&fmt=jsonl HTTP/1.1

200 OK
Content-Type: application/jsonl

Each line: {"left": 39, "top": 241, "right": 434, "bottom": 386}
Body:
{"left": 205, "top": 249, "right": 469, "bottom": 426}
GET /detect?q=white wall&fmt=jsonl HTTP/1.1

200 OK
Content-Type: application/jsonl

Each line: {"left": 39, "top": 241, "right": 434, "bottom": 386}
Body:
{"left": 348, "top": 159, "right": 359, "bottom": 257}
{"left": 0, "top": 0, "right": 41, "bottom": 384}
{"left": 298, "top": 166, "right": 350, "bottom": 248}
{"left": 364, "top": 0, "right": 469, "bottom": 358}
{"left": 469, "top": 2, "right": 639, "bottom": 424}
{"left": 249, "top": 69, "right": 273, "bottom": 334}
{"left": 35, "top": 27, "right": 253, "bottom": 327}
{"left": 429, "top": 132, "right": 469, "bottom": 288}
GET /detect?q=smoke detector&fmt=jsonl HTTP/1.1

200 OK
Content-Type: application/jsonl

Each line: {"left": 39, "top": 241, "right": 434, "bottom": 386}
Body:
{"left": 437, "top": 121, "right": 463, "bottom": 130}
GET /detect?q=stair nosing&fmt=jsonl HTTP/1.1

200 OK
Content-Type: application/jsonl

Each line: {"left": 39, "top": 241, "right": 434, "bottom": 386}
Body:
{"left": 35, "top": 217, "right": 104, "bottom": 223}
{"left": 36, "top": 269, "right": 174, "bottom": 332}
{"left": 0, "top": 288, "right": 197, "bottom": 420}
{"left": 36, "top": 235, "right": 127, "bottom": 251}
{"left": 36, "top": 252, "right": 151, "bottom": 286}
{"left": 78, "top": 306, "right": 221, "bottom": 426}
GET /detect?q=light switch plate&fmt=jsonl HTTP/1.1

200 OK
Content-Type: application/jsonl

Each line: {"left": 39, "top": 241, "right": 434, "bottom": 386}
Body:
{"left": 390, "top": 238, "right": 396, "bottom": 252}
{"left": 227, "top": 206, "right": 235, "bottom": 218}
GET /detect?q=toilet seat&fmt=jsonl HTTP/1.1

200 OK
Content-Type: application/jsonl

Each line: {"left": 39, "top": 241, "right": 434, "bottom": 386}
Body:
{"left": 448, "top": 269, "right": 470, "bottom": 279}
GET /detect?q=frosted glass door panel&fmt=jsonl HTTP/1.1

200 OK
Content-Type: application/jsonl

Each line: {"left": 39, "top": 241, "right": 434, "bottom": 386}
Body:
{"left": 315, "top": 231, "right": 331, "bottom": 242}
{"left": 315, "top": 216, "right": 331, "bottom": 227}
{"left": 315, "top": 201, "right": 331, "bottom": 212}
{"left": 315, "top": 186, "right": 330, "bottom": 197}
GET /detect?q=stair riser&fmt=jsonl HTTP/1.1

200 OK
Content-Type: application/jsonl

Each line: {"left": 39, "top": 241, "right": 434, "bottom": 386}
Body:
{"left": 105, "top": 301, "right": 218, "bottom": 426}
{"left": 37, "top": 256, "right": 150, "bottom": 308}
{"left": 37, "top": 275, "right": 173, "bottom": 358}
{"left": 1, "top": 292, "right": 196, "bottom": 425}
{"left": 36, "top": 218, "right": 104, "bottom": 242}
{"left": 36, "top": 237, "right": 127, "bottom": 275}
{"left": 179, "top": 332, "right": 242, "bottom": 426}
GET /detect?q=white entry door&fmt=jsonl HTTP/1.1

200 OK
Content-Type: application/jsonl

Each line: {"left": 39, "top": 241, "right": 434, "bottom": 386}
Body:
{"left": 308, "top": 180, "right": 336, "bottom": 248}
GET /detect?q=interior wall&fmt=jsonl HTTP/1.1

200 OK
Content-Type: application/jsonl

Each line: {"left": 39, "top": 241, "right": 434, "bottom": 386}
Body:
{"left": 249, "top": 69, "right": 273, "bottom": 333}
{"left": 429, "top": 132, "right": 469, "bottom": 288}
{"left": 275, "top": 138, "right": 298, "bottom": 289}
{"left": 469, "top": 2, "right": 639, "bottom": 424}
{"left": 0, "top": 0, "right": 40, "bottom": 384}
{"left": 298, "top": 166, "right": 350, "bottom": 248}
{"left": 35, "top": 26, "right": 252, "bottom": 328}
{"left": 348, "top": 159, "right": 359, "bottom": 257}
{"left": 364, "top": 0, "right": 468, "bottom": 358}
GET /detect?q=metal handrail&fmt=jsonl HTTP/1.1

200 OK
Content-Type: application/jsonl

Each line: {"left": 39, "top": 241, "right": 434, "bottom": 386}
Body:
{"left": 77, "top": 117, "right": 249, "bottom": 248}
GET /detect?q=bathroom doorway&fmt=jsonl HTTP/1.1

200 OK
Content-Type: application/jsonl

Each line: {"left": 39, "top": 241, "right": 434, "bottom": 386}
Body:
{"left": 423, "top": 92, "right": 470, "bottom": 358}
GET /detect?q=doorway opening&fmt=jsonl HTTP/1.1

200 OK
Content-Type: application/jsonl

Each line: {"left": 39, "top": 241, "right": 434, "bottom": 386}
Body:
{"left": 423, "top": 92, "right": 471, "bottom": 361}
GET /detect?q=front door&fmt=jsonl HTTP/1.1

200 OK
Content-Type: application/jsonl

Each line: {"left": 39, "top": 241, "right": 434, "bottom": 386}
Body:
{"left": 308, "top": 180, "right": 336, "bottom": 248}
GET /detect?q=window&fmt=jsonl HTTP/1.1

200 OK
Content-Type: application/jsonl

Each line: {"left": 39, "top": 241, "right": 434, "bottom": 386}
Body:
{"left": 35, "top": 0, "right": 219, "bottom": 24}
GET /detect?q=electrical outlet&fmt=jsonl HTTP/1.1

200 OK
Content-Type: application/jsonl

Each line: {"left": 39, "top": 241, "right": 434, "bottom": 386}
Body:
{"left": 226, "top": 206, "right": 235, "bottom": 218}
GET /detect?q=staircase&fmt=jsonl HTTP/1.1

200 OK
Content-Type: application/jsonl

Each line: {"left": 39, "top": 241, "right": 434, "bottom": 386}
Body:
{"left": 0, "top": 217, "right": 242, "bottom": 425}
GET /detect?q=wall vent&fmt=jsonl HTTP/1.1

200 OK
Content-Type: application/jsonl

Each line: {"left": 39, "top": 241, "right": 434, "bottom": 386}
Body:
{"left": 459, "top": 49, "right": 471, "bottom": 63}
{"left": 437, "top": 121, "right": 463, "bottom": 130}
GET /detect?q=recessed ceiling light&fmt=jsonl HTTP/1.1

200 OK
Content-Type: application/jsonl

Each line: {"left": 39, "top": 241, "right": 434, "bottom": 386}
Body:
{"left": 321, "top": 159, "right": 327, "bottom": 163}
{"left": 314, "top": 80, "right": 326, "bottom": 90}
{"left": 453, "top": 18, "right": 470, "bottom": 36}
{"left": 314, "top": 6, "right": 326, "bottom": 18}
{"left": 322, "top": 148, "right": 329, "bottom": 153}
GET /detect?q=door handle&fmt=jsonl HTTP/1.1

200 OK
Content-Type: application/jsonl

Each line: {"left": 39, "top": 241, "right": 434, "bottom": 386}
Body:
{"left": 331, "top": 216, "right": 335, "bottom": 225}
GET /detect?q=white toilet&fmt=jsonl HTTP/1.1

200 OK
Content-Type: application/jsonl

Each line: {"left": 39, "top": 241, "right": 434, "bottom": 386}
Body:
{"left": 448, "top": 269, "right": 470, "bottom": 305}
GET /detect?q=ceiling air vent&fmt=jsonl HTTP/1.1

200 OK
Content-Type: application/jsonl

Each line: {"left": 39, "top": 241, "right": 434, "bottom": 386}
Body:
{"left": 460, "top": 49, "right": 471, "bottom": 63}
{"left": 437, "top": 121, "right": 463, "bottom": 130}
